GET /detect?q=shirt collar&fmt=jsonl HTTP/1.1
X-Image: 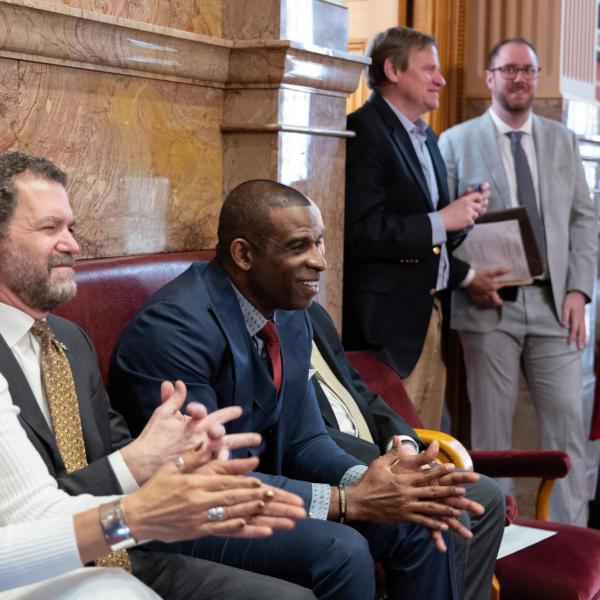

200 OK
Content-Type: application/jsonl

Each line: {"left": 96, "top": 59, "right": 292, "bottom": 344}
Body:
{"left": 488, "top": 107, "right": 533, "bottom": 137}
{"left": 382, "top": 96, "right": 428, "bottom": 138}
{"left": 230, "top": 283, "right": 269, "bottom": 338}
{"left": 0, "top": 302, "right": 37, "bottom": 349}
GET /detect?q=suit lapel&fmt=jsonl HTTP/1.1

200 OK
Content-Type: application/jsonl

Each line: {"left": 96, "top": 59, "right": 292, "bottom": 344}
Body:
{"left": 427, "top": 130, "right": 450, "bottom": 208}
{"left": 202, "top": 261, "right": 281, "bottom": 424}
{"left": 371, "top": 94, "right": 434, "bottom": 210}
{"left": 478, "top": 113, "right": 512, "bottom": 209}
{"left": 312, "top": 377, "right": 339, "bottom": 428}
{"left": 532, "top": 115, "right": 549, "bottom": 222}
{"left": 0, "top": 333, "right": 59, "bottom": 460}
{"left": 310, "top": 315, "right": 379, "bottom": 442}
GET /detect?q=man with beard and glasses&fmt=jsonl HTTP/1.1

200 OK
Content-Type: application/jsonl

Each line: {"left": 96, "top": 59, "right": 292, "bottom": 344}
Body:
{"left": 439, "top": 38, "right": 597, "bottom": 525}
{"left": 0, "top": 151, "right": 316, "bottom": 600}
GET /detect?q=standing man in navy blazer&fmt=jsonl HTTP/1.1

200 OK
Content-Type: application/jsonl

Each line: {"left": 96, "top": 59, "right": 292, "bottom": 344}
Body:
{"left": 343, "top": 27, "right": 506, "bottom": 429}
{"left": 110, "top": 179, "right": 487, "bottom": 600}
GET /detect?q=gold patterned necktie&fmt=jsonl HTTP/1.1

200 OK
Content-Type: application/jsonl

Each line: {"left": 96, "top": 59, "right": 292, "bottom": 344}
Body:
{"left": 30, "top": 320, "right": 132, "bottom": 572}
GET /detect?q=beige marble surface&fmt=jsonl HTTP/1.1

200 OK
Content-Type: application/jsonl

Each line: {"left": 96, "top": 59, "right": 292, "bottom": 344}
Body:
{"left": 17, "top": 62, "right": 223, "bottom": 258}
{"left": 0, "top": 1, "right": 231, "bottom": 85}
{"left": 56, "top": 0, "right": 222, "bottom": 35}
{"left": 223, "top": 86, "right": 349, "bottom": 132}
{"left": 0, "top": 0, "right": 361, "bottom": 322}
{"left": 229, "top": 42, "right": 367, "bottom": 94}
{"left": 0, "top": 58, "right": 18, "bottom": 152}
{"left": 223, "top": 0, "right": 348, "bottom": 50}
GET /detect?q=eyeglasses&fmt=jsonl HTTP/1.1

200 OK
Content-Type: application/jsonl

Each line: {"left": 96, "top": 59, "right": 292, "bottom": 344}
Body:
{"left": 488, "top": 64, "right": 541, "bottom": 80}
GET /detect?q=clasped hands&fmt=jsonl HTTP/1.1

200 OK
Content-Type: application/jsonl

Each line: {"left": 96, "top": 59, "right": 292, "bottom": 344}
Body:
{"left": 343, "top": 437, "right": 483, "bottom": 552}
{"left": 119, "top": 380, "right": 306, "bottom": 543}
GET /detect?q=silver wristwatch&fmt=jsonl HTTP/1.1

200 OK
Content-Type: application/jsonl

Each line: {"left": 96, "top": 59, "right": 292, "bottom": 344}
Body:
{"left": 99, "top": 499, "right": 137, "bottom": 551}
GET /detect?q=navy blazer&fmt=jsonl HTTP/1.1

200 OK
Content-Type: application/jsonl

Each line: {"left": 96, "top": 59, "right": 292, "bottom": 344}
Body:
{"left": 343, "top": 92, "right": 469, "bottom": 377}
{"left": 109, "top": 260, "right": 361, "bottom": 507}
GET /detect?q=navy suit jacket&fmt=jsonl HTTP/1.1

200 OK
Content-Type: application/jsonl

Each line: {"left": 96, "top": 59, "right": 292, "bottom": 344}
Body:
{"left": 108, "top": 259, "right": 361, "bottom": 507}
{"left": 343, "top": 91, "right": 469, "bottom": 377}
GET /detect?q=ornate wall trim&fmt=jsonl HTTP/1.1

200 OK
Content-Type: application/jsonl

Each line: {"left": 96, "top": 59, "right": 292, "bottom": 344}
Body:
{"left": 0, "top": 0, "right": 367, "bottom": 96}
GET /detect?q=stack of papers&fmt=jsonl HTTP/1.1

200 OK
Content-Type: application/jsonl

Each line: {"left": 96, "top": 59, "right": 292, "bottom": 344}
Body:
{"left": 497, "top": 524, "right": 557, "bottom": 559}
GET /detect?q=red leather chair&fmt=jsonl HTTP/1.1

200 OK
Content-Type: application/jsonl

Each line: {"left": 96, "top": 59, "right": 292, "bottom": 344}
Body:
{"left": 346, "top": 350, "right": 600, "bottom": 600}
{"left": 53, "top": 250, "right": 213, "bottom": 383}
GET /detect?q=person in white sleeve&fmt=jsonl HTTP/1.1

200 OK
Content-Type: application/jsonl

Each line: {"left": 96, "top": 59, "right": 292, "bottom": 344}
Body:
{"left": 0, "top": 372, "right": 307, "bottom": 599}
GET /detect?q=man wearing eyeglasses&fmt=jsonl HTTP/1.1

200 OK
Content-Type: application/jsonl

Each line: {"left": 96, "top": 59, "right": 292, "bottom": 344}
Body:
{"left": 439, "top": 38, "right": 596, "bottom": 525}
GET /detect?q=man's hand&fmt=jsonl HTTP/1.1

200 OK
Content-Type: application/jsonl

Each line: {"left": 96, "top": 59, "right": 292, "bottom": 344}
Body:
{"left": 123, "top": 451, "right": 306, "bottom": 543}
{"left": 120, "top": 381, "right": 261, "bottom": 484}
{"left": 340, "top": 439, "right": 476, "bottom": 539}
{"left": 466, "top": 267, "right": 511, "bottom": 308}
{"left": 439, "top": 183, "right": 490, "bottom": 232}
{"left": 387, "top": 438, "right": 482, "bottom": 550}
{"left": 194, "top": 457, "right": 308, "bottom": 533}
{"left": 562, "top": 290, "right": 588, "bottom": 349}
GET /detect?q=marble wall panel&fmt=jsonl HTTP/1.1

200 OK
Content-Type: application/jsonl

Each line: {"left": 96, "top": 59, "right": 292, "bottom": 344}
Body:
{"left": 17, "top": 62, "right": 223, "bottom": 258}
{"left": 0, "top": 58, "right": 19, "bottom": 151}
{"left": 280, "top": 0, "right": 348, "bottom": 51}
{"left": 222, "top": 132, "right": 279, "bottom": 197}
{"left": 278, "top": 86, "right": 348, "bottom": 131}
{"left": 222, "top": 0, "right": 280, "bottom": 41}
{"left": 223, "top": 0, "right": 347, "bottom": 50}
{"left": 53, "top": 0, "right": 221, "bottom": 36}
{"left": 223, "top": 86, "right": 348, "bottom": 132}
{"left": 0, "top": 2, "right": 230, "bottom": 85}
{"left": 223, "top": 87, "right": 280, "bottom": 128}
{"left": 228, "top": 43, "right": 365, "bottom": 94}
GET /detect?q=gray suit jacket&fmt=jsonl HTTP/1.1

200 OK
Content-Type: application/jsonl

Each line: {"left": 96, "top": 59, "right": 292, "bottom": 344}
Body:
{"left": 439, "top": 111, "right": 596, "bottom": 332}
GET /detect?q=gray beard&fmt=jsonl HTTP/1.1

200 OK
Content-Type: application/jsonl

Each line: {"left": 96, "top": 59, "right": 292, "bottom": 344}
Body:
{"left": 0, "top": 242, "right": 76, "bottom": 312}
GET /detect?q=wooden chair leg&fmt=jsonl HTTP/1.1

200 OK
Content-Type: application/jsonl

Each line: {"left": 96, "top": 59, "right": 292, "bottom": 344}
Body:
{"left": 491, "top": 574, "right": 501, "bottom": 600}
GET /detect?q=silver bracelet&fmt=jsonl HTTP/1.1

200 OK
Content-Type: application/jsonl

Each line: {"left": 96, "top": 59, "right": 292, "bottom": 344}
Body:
{"left": 98, "top": 499, "right": 137, "bottom": 551}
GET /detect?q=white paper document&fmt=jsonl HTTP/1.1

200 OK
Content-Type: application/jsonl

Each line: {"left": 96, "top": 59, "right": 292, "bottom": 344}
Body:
{"left": 497, "top": 524, "right": 557, "bottom": 559}
{"left": 453, "top": 220, "right": 532, "bottom": 285}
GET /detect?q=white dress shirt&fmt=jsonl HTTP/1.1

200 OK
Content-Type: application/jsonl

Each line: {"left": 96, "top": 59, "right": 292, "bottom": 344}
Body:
{"left": 0, "top": 302, "right": 138, "bottom": 494}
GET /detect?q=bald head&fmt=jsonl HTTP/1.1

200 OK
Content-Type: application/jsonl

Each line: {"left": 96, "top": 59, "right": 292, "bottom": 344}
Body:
{"left": 216, "top": 180, "right": 310, "bottom": 264}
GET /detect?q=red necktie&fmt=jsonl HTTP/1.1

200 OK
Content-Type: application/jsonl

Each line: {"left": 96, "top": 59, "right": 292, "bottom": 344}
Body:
{"left": 258, "top": 321, "right": 282, "bottom": 393}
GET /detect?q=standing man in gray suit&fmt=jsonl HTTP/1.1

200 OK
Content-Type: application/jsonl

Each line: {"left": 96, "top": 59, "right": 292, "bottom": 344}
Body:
{"left": 439, "top": 38, "right": 597, "bottom": 525}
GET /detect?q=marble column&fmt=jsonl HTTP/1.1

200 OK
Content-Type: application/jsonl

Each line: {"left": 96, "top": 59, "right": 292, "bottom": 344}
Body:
{"left": 0, "top": 0, "right": 366, "bottom": 324}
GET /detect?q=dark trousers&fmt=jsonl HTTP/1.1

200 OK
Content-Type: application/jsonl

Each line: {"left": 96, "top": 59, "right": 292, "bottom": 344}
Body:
{"left": 131, "top": 548, "right": 317, "bottom": 600}
{"left": 154, "top": 518, "right": 456, "bottom": 600}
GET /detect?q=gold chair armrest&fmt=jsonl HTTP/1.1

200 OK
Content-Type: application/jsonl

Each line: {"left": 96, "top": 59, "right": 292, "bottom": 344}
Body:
{"left": 415, "top": 428, "right": 474, "bottom": 471}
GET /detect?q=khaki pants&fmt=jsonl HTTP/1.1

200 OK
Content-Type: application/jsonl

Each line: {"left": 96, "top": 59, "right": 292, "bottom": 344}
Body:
{"left": 402, "top": 297, "right": 446, "bottom": 430}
